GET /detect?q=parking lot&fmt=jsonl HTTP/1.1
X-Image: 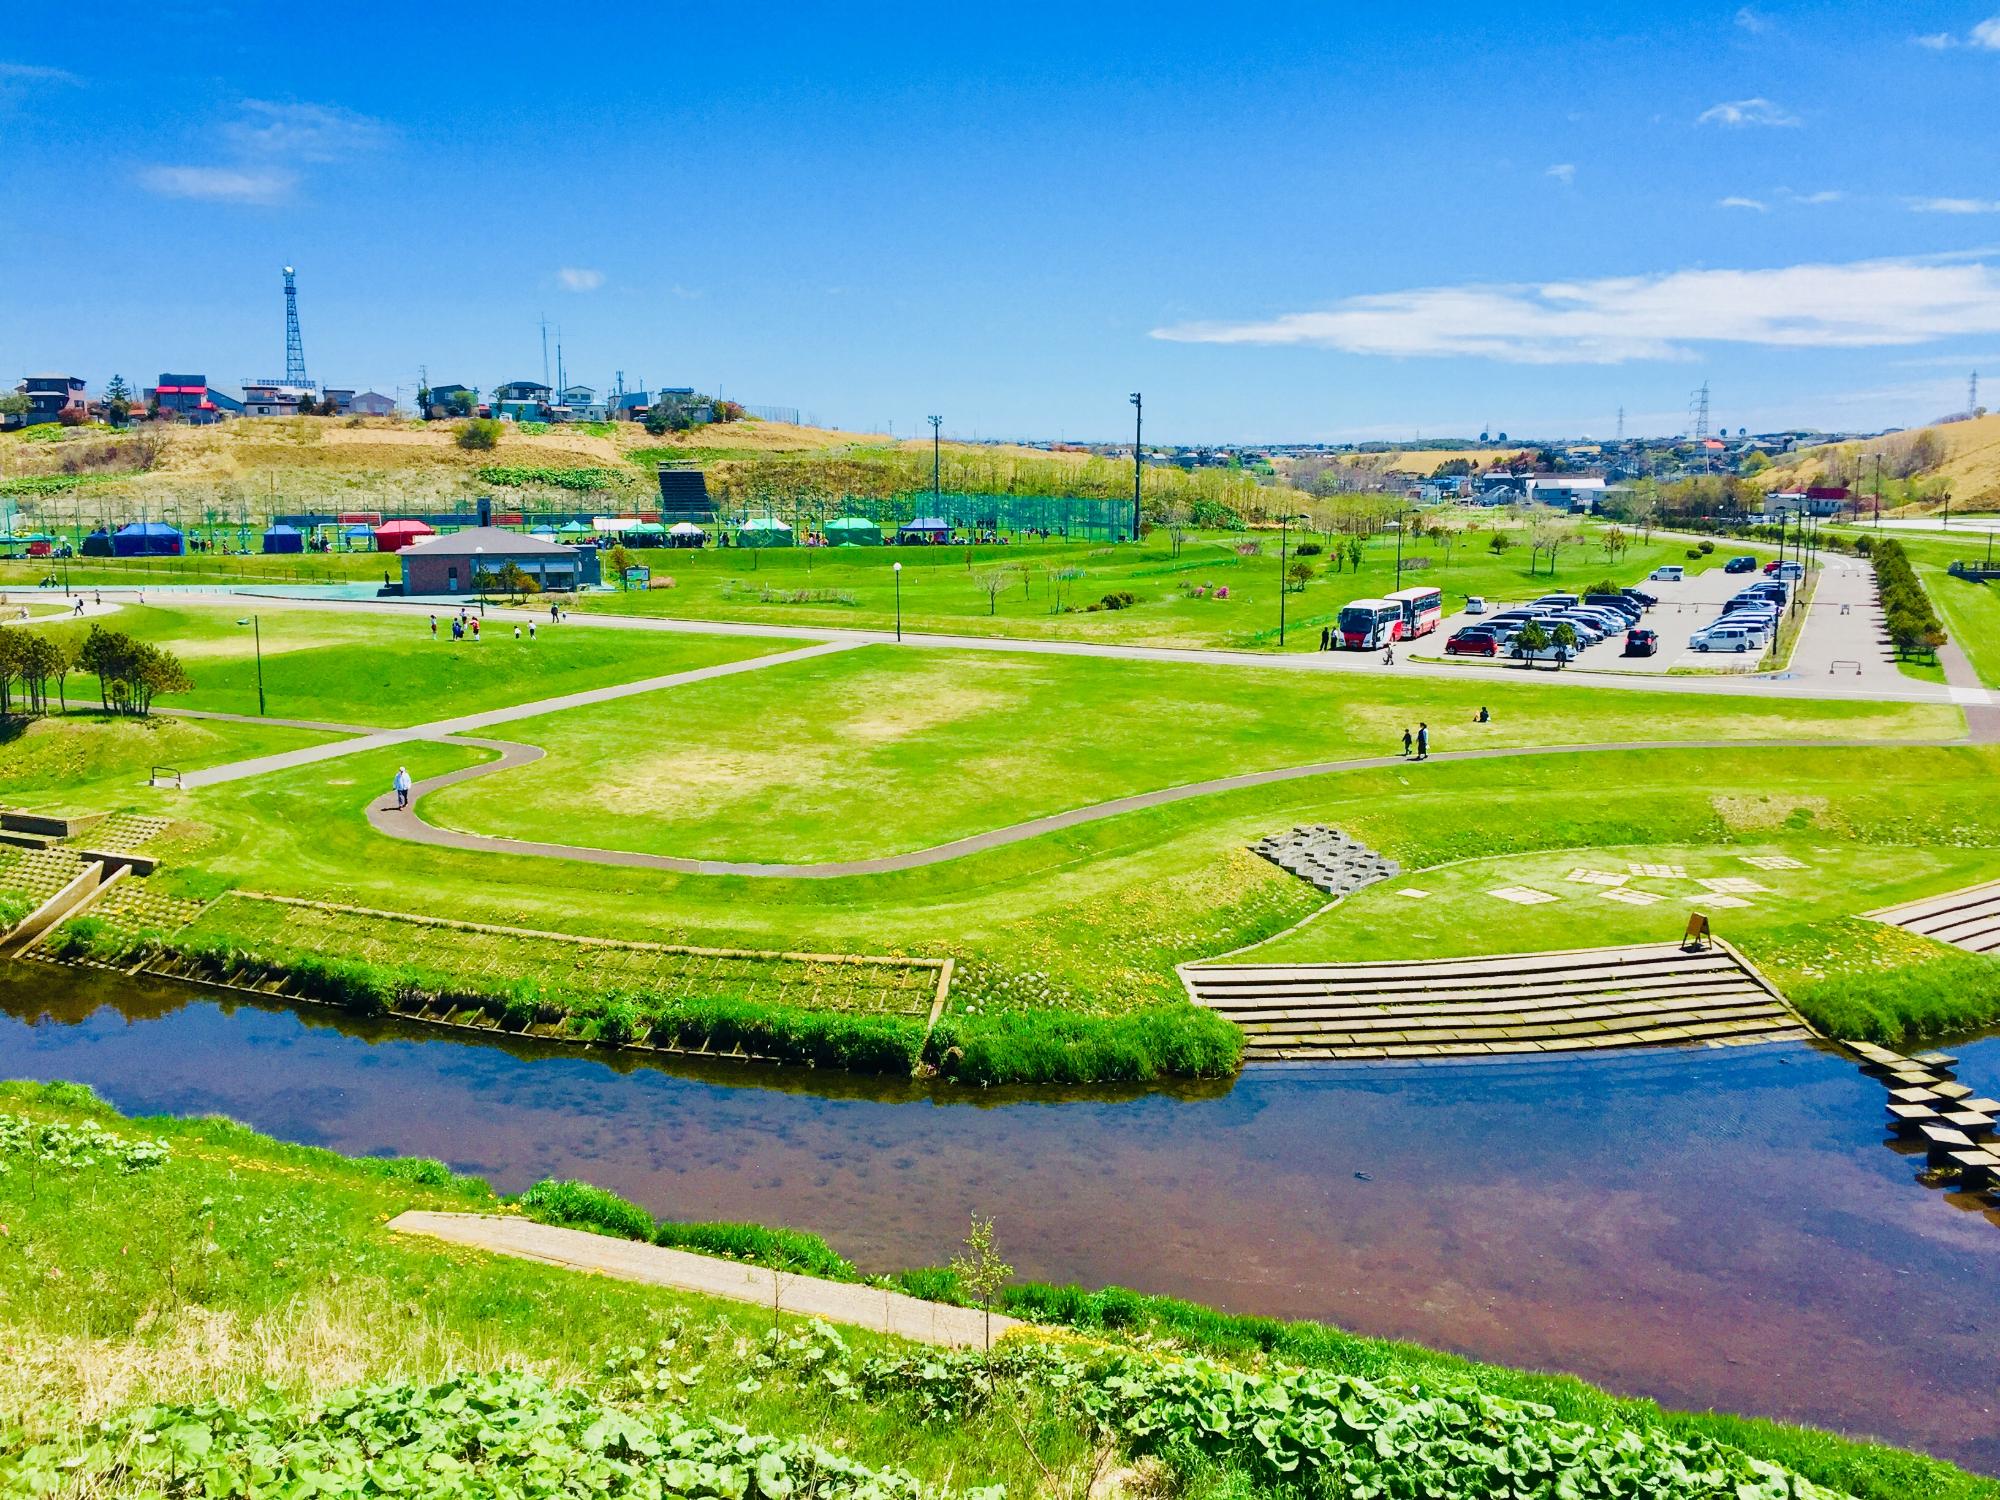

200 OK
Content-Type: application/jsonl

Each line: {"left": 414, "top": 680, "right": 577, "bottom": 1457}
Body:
{"left": 1408, "top": 559, "right": 1773, "bottom": 675}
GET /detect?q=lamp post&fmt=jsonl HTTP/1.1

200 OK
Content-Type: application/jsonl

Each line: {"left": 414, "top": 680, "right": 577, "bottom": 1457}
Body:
{"left": 892, "top": 560, "right": 903, "bottom": 642}
{"left": 236, "top": 615, "right": 266, "bottom": 716}
{"left": 1278, "top": 512, "right": 1305, "bottom": 648}
{"left": 928, "top": 415, "right": 942, "bottom": 516}
{"left": 1128, "top": 393, "right": 1143, "bottom": 542}
{"left": 1394, "top": 508, "right": 1413, "bottom": 586}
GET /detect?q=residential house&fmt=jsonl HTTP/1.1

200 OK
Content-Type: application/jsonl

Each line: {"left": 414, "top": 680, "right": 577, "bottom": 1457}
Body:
{"left": 492, "top": 380, "right": 552, "bottom": 421}
{"left": 146, "top": 373, "right": 232, "bottom": 423}
{"left": 18, "top": 373, "right": 88, "bottom": 426}
{"left": 1763, "top": 486, "right": 1851, "bottom": 518}
{"left": 553, "top": 385, "right": 607, "bottom": 422}
{"left": 424, "top": 384, "right": 477, "bottom": 419}
{"left": 347, "top": 391, "right": 397, "bottom": 416}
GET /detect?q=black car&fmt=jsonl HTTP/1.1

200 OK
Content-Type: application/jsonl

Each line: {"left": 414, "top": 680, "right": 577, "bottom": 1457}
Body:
{"left": 1623, "top": 628, "right": 1659, "bottom": 657}
{"left": 1724, "top": 555, "right": 1758, "bottom": 573}
{"left": 1621, "top": 587, "right": 1658, "bottom": 609}
{"left": 1584, "top": 593, "right": 1643, "bottom": 624}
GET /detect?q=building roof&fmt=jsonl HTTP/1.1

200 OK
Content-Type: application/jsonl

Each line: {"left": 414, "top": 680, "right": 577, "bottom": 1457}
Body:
{"left": 397, "top": 526, "right": 577, "bottom": 557}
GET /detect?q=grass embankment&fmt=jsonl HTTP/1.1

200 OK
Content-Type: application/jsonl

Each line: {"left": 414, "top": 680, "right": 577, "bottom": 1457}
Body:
{"left": 0, "top": 711, "right": 334, "bottom": 810}
{"left": 0, "top": 1081, "right": 1984, "bottom": 1499}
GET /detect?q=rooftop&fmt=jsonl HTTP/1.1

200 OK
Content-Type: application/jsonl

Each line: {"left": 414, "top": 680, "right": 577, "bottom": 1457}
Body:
{"left": 398, "top": 526, "right": 578, "bottom": 557}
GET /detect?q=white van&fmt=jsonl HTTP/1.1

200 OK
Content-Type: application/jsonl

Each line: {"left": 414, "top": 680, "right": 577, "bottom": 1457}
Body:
{"left": 1691, "top": 624, "right": 1761, "bottom": 653}
{"left": 1650, "top": 564, "right": 1685, "bottom": 582}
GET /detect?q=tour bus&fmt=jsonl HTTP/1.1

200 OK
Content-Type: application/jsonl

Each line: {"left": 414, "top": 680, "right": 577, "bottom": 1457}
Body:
{"left": 1384, "top": 585, "right": 1444, "bottom": 639}
{"left": 1337, "top": 597, "right": 1404, "bottom": 649}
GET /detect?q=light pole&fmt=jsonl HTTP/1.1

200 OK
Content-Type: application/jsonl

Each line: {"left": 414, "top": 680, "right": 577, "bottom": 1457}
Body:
{"left": 1394, "top": 508, "right": 1413, "bottom": 585}
{"left": 236, "top": 615, "right": 266, "bottom": 716}
{"left": 892, "top": 560, "right": 903, "bottom": 641}
{"left": 928, "top": 416, "right": 942, "bottom": 516}
{"left": 1278, "top": 512, "right": 1305, "bottom": 648}
{"left": 1128, "top": 393, "right": 1142, "bottom": 542}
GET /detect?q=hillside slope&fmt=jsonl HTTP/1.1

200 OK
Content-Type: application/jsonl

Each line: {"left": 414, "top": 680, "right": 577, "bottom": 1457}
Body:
{"left": 1766, "top": 412, "right": 2000, "bottom": 510}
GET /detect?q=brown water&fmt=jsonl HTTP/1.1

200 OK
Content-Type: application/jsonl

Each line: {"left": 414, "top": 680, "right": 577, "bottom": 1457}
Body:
{"left": 6, "top": 962, "right": 2000, "bottom": 1474}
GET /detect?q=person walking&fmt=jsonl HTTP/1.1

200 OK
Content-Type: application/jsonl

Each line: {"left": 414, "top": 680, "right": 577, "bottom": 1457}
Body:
{"left": 528, "top": 620, "right": 537, "bottom": 640}
{"left": 392, "top": 765, "right": 412, "bottom": 810}
{"left": 1416, "top": 722, "right": 1430, "bottom": 760}
{"left": 512, "top": 624, "right": 521, "bottom": 640}
{"left": 550, "top": 601, "right": 560, "bottom": 623}
{"left": 1401, "top": 727, "right": 1413, "bottom": 757}
{"left": 1382, "top": 643, "right": 1394, "bottom": 665}
{"left": 1319, "top": 625, "right": 1331, "bottom": 651}
{"left": 471, "top": 616, "right": 481, "bottom": 641}
{"left": 72, "top": 597, "right": 85, "bottom": 616}
{"left": 429, "top": 613, "right": 438, "bottom": 638}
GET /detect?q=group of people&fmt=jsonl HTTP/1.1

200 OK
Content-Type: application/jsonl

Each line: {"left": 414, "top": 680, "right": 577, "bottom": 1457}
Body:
{"left": 430, "top": 608, "right": 559, "bottom": 642}
{"left": 1399, "top": 705, "right": 1490, "bottom": 762}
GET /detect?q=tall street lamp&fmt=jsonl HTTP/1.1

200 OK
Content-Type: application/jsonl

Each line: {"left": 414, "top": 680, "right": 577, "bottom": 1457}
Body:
{"left": 892, "top": 560, "right": 903, "bottom": 641}
{"left": 1128, "top": 393, "right": 1143, "bottom": 542}
{"left": 1278, "top": 512, "right": 1306, "bottom": 648}
{"left": 236, "top": 615, "right": 266, "bottom": 716}
{"left": 928, "top": 415, "right": 943, "bottom": 516}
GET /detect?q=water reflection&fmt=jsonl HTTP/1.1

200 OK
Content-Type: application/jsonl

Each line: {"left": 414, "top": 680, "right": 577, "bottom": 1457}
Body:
{"left": 5, "top": 962, "right": 1999, "bottom": 1474}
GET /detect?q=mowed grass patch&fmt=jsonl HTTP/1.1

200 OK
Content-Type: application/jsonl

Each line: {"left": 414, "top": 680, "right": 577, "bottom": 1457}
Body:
{"left": 424, "top": 645, "right": 1960, "bottom": 863}
{"left": 59, "top": 603, "right": 801, "bottom": 726}
{"left": 0, "top": 711, "right": 336, "bottom": 810}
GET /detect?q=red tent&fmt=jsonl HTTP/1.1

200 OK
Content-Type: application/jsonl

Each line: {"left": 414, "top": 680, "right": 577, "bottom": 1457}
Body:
{"left": 373, "top": 520, "right": 437, "bottom": 553}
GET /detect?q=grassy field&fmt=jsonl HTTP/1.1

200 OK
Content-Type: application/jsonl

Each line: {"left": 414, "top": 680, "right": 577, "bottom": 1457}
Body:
{"left": 0, "top": 711, "right": 334, "bottom": 810}
{"left": 44, "top": 602, "right": 800, "bottom": 726}
{"left": 0, "top": 1079, "right": 1985, "bottom": 1500}
{"left": 425, "top": 642, "right": 1959, "bottom": 864}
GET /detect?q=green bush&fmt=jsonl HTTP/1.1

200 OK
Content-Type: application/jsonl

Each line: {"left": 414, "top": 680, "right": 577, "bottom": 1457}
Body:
{"left": 1790, "top": 952, "right": 2000, "bottom": 1044}
{"left": 474, "top": 465, "right": 620, "bottom": 491}
{"left": 653, "top": 1220, "right": 857, "bottom": 1278}
{"left": 1872, "top": 539, "right": 1947, "bottom": 658}
{"left": 456, "top": 418, "right": 502, "bottom": 451}
{"left": 928, "top": 1004, "right": 1242, "bottom": 1086}
{"left": 516, "top": 1178, "right": 657, "bottom": 1241}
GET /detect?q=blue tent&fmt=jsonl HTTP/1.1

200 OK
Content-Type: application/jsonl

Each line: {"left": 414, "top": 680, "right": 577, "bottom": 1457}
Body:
{"left": 261, "top": 523, "right": 304, "bottom": 555}
{"left": 112, "top": 521, "right": 184, "bottom": 557}
{"left": 81, "top": 529, "right": 114, "bottom": 557}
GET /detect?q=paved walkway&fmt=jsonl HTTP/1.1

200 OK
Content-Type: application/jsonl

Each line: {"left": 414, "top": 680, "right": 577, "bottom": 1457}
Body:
{"left": 387, "top": 1211, "right": 1017, "bottom": 1348}
{"left": 175, "top": 640, "right": 863, "bottom": 788}
{"left": 363, "top": 733, "right": 1968, "bottom": 879}
{"left": 134, "top": 586, "right": 1987, "bottom": 707}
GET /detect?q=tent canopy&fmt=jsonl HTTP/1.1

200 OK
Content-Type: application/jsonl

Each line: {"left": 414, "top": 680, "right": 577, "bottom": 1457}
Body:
{"left": 668, "top": 521, "right": 706, "bottom": 535}
{"left": 557, "top": 521, "right": 592, "bottom": 536}
{"left": 826, "top": 516, "right": 882, "bottom": 546}
{"left": 373, "top": 519, "right": 435, "bottom": 554}
{"left": 737, "top": 516, "right": 795, "bottom": 548}
{"left": 113, "top": 520, "right": 185, "bottom": 557}
{"left": 261, "top": 524, "right": 304, "bottom": 555}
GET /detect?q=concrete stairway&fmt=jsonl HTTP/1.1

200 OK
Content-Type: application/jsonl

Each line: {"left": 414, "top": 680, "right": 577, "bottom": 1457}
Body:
{"left": 1181, "top": 941, "right": 1810, "bottom": 1061}
{"left": 1870, "top": 881, "right": 2000, "bottom": 957}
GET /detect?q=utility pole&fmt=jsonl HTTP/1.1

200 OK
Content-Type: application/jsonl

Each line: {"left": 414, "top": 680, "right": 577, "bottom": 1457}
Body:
{"left": 1874, "top": 453, "right": 1883, "bottom": 529}
{"left": 1129, "top": 393, "right": 1143, "bottom": 541}
{"left": 539, "top": 314, "right": 551, "bottom": 392}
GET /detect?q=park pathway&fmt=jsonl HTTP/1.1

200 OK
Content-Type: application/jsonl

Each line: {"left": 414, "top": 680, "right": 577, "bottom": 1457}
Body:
{"left": 387, "top": 1211, "right": 1017, "bottom": 1349}
{"left": 365, "top": 733, "right": 1972, "bottom": 879}
{"left": 174, "top": 639, "right": 864, "bottom": 789}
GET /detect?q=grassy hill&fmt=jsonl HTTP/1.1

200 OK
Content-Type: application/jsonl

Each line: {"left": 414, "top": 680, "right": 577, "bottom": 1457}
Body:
{"left": 1765, "top": 412, "right": 2000, "bottom": 512}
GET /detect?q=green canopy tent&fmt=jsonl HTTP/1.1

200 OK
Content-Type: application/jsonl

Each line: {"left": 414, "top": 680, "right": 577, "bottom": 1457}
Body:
{"left": 737, "top": 516, "right": 795, "bottom": 549}
{"left": 623, "top": 522, "right": 668, "bottom": 546}
{"left": 824, "top": 516, "right": 883, "bottom": 546}
{"left": 557, "top": 521, "right": 593, "bottom": 540}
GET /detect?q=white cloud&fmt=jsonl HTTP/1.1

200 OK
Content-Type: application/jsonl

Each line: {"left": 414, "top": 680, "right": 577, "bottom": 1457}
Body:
{"left": 224, "top": 99, "right": 389, "bottom": 160}
{"left": 556, "top": 267, "right": 605, "bottom": 292}
{"left": 1718, "top": 196, "right": 1768, "bottom": 211}
{"left": 1781, "top": 188, "right": 1844, "bottom": 204}
{"left": 1914, "top": 31, "right": 1956, "bottom": 48}
{"left": 1734, "top": 6, "right": 1772, "bottom": 33}
{"left": 1149, "top": 255, "right": 2000, "bottom": 365}
{"left": 1546, "top": 163, "right": 1575, "bottom": 186}
{"left": 137, "top": 165, "right": 296, "bottom": 204}
{"left": 0, "top": 60, "right": 80, "bottom": 85}
{"left": 1973, "top": 15, "right": 2000, "bottom": 47}
{"left": 1697, "top": 97, "right": 1800, "bottom": 127}
{"left": 1907, "top": 196, "right": 2000, "bottom": 214}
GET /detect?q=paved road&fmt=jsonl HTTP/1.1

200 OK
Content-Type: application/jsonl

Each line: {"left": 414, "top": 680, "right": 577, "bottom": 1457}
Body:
{"left": 175, "top": 639, "right": 864, "bottom": 789}
{"left": 125, "top": 586, "right": 1988, "bottom": 707}
{"left": 363, "top": 733, "right": 1974, "bottom": 879}
{"left": 388, "top": 1211, "right": 1018, "bottom": 1348}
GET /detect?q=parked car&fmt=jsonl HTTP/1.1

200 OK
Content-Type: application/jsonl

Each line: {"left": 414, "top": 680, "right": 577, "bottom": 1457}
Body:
{"left": 1650, "top": 565, "right": 1684, "bottom": 582}
{"left": 1552, "top": 614, "right": 1607, "bottom": 645}
{"left": 1774, "top": 561, "right": 1804, "bottom": 581}
{"left": 1572, "top": 607, "right": 1629, "bottom": 633}
{"left": 1623, "top": 628, "right": 1659, "bottom": 657}
{"left": 1532, "top": 593, "right": 1580, "bottom": 610}
{"left": 1464, "top": 596, "right": 1489, "bottom": 615}
{"left": 1621, "top": 587, "right": 1659, "bottom": 608}
{"left": 1725, "top": 555, "right": 1758, "bottom": 573}
{"left": 1692, "top": 623, "right": 1761, "bottom": 653}
{"left": 1511, "top": 638, "right": 1574, "bottom": 665}
{"left": 1763, "top": 559, "right": 1782, "bottom": 574}
{"left": 1445, "top": 626, "right": 1502, "bottom": 656}
{"left": 1584, "top": 593, "right": 1643, "bottom": 624}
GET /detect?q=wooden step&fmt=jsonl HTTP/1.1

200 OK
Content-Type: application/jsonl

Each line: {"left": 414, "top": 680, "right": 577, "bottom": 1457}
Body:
{"left": 1199, "top": 975, "right": 1764, "bottom": 1017}
{"left": 1230, "top": 989, "right": 1780, "bottom": 1033}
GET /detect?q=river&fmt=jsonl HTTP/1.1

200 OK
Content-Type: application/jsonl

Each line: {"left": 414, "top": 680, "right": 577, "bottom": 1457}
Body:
{"left": 5, "top": 961, "right": 1999, "bottom": 1474}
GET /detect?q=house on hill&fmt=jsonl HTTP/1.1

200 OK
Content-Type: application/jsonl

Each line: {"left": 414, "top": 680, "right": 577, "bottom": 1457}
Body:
{"left": 396, "top": 525, "right": 601, "bottom": 595}
{"left": 18, "top": 373, "right": 88, "bottom": 426}
{"left": 492, "top": 381, "right": 552, "bottom": 421}
{"left": 347, "top": 391, "right": 397, "bottom": 417}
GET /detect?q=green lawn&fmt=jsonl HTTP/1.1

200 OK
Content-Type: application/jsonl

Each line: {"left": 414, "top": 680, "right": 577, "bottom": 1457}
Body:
{"left": 20, "top": 603, "right": 799, "bottom": 726}
{"left": 0, "top": 710, "right": 335, "bottom": 811}
{"left": 423, "top": 644, "right": 1958, "bottom": 864}
{"left": 1826, "top": 529, "right": 2000, "bottom": 686}
{"left": 566, "top": 525, "right": 1730, "bottom": 651}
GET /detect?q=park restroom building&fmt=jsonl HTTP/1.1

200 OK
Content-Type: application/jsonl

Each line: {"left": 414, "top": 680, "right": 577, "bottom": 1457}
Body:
{"left": 397, "top": 526, "right": 600, "bottom": 595}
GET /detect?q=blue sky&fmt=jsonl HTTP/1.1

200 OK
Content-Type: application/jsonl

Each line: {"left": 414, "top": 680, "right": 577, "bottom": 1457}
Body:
{"left": 5, "top": 2, "right": 1999, "bottom": 442}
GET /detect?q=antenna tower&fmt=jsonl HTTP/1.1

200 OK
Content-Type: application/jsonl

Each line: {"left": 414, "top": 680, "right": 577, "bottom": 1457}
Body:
{"left": 1688, "top": 381, "right": 1711, "bottom": 441}
{"left": 282, "top": 266, "right": 308, "bottom": 385}
{"left": 538, "top": 314, "right": 551, "bottom": 390}
{"left": 1972, "top": 371, "right": 1980, "bottom": 414}
{"left": 1616, "top": 405, "right": 1625, "bottom": 441}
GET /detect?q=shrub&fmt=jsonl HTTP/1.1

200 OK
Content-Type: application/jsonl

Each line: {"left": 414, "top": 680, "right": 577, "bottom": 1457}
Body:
{"left": 516, "top": 1178, "right": 657, "bottom": 1241}
{"left": 1872, "top": 539, "right": 1947, "bottom": 658}
{"left": 1188, "top": 498, "right": 1242, "bottom": 529}
{"left": 927, "top": 1005, "right": 1242, "bottom": 1086}
{"left": 456, "top": 418, "right": 502, "bottom": 451}
{"left": 1293, "top": 541, "right": 1323, "bottom": 557}
{"left": 1097, "top": 590, "right": 1137, "bottom": 610}
{"left": 653, "top": 1220, "right": 858, "bottom": 1278}
{"left": 1697, "top": 539, "right": 1715, "bottom": 554}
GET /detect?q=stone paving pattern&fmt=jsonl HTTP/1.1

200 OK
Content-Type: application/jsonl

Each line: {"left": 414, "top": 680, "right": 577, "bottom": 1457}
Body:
{"left": 1249, "top": 826, "right": 1398, "bottom": 896}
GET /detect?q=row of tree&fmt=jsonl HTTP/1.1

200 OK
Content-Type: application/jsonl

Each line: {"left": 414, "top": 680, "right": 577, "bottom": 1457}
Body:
{"left": 0, "top": 630, "right": 78, "bottom": 716}
{"left": 1872, "top": 541, "right": 1948, "bottom": 660}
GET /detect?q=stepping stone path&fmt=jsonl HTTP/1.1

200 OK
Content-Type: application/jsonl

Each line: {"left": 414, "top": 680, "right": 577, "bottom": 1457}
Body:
{"left": 1849, "top": 1041, "right": 2000, "bottom": 1219}
{"left": 1180, "top": 941, "right": 1811, "bottom": 1062}
{"left": 1248, "top": 826, "right": 1399, "bottom": 897}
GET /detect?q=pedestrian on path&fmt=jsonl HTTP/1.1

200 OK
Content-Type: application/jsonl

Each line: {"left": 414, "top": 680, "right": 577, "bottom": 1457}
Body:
{"left": 429, "top": 613, "right": 438, "bottom": 637}
{"left": 392, "top": 766, "right": 412, "bottom": 810}
{"left": 1416, "top": 722, "right": 1430, "bottom": 760}
{"left": 550, "top": 601, "right": 560, "bottom": 623}
{"left": 1319, "top": 626, "right": 1331, "bottom": 651}
{"left": 1401, "top": 727, "right": 1413, "bottom": 757}
{"left": 72, "top": 597, "right": 84, "bottom": 616}
{"left": 528, "top": 620, "right": 537, "bottom": 639}
{"left": 1382, "top": 643, "right": 1394, "bottom": 665}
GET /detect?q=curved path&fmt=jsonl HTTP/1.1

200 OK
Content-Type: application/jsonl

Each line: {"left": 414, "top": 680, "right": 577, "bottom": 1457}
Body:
{"left": 366, "top": 732, "right": 1981, "bottom": 879}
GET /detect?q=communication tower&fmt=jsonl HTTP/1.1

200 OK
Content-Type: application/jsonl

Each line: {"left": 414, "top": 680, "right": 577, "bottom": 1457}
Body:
{"left": 282, "top": 266, "right": 308, "bottom": 386}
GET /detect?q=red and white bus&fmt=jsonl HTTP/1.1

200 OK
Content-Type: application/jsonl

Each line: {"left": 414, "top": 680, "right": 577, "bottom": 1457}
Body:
{"left": 1336, "top": 598, "right": 1403, "bottom": 649}
{"left": 1385, "top": 585, "right": 1444, "bottom": 639}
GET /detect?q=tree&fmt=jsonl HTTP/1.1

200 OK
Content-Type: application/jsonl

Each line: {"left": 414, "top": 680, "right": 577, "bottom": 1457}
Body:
{"left": 602, "top": 544, "right": 636, "bottom": 589}
{"left": 1487, "top": 531, "right": 1512, "bottom": 556}
{"left": 104, "top": 374, "right": 132, "bottom": 427}
{"left": 457, "top": 418, "right": 502, "bottom": 451}
{"left": 977, "top": 568, "right": 1013, "bottom": 615}
{"left": 0, "top": 392, "right": 26, "bottom": 419}
{"left": 1344, "top": 535, "right": 1364, "bottom": 574}
{"left": 1550, "top": 621, "right": 1578, "bottom": 658}
{"left": 446, "top": 389, "right": 476, "bottom": 419}
{"left": 1514, "top": 620, "right": 1550, "bottom": 660}
{"left": 1286, "top": 559, "right": 1315, "bottom": 592}
{"left": 1162, "top": 500, "right": 1190, "bottom": 558}
{"left": 496, "top": 561, "right": 538, "bottom": 598}
{"left": 949, "top": 1214, "right": 1014, "bottom": 1353}
{"left": 1599, "top": 525, "right": 1628, "bottom": 564}
{"left": 130, "top": 644, "right": 191, "bottom": 714}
